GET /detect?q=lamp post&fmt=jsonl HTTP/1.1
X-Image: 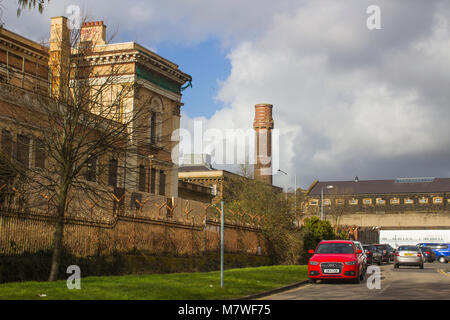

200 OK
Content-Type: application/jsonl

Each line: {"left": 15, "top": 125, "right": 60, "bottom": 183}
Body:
{"left": 220, "top": 201, "right": 224, "bottom": 288}
{"left": 278, "top": 169, "right": 288, "bottom": 201}
{"left": 321, "top": 185, "right": 334, "bottom": 221}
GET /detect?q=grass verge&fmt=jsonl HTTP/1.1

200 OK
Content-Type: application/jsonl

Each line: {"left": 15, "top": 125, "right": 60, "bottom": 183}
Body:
{"left": 0, "top": 265, "right": 308, "bottom": 300}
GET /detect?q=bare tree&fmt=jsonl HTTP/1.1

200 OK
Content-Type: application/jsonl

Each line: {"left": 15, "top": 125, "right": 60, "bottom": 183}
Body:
{"left": 1, "top": 19, "right": 159, "bottom": 281}
{"left": 224, "top": 172, "right": 304, "bottom": 264}
{"left": 238, "top": 163, "right": 254, "bottom": 179}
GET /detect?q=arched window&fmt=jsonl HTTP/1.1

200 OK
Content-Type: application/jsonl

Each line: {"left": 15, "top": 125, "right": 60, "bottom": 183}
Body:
{"left": 149, "top": 97, "right": 163, "bottom": 146}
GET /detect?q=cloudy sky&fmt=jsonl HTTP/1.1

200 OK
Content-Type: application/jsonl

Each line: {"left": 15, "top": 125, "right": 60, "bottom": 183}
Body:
{"left": 2, "top": 0, "right": 450, "bottom": 189}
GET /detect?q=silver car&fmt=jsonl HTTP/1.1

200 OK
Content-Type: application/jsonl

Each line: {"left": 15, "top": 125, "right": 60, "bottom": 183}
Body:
{"left": 394, "top": 245, "right": 424, "bottom": 269}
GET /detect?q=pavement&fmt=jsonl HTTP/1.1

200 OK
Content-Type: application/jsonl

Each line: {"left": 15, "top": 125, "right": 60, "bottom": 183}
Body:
{"left": 260, "top": 261, "right": 450, "bottom": 300}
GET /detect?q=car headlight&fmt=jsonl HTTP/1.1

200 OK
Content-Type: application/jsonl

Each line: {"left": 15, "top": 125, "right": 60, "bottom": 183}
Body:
{"left": 309, "top": 261, "right": 319, "bottom": 265}
{"left": 345, "top": 261, "right": 356, "bottom": 265}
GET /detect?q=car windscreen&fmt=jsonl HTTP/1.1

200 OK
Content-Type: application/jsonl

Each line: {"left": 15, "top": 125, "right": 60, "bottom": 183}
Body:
{"left": 316, "top": 243, "right": 355, "bottom": 254}
{"left": 397, "top": 246, "right": 419, "bottom": 251}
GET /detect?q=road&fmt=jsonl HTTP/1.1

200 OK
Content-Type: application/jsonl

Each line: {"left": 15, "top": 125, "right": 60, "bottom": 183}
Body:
{"left": 262, "top": 262, "right": 450, "bottom": 300}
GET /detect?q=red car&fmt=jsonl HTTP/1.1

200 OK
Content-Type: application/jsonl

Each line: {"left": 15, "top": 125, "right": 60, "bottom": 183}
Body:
{"left": 308, "top": 240, "right": 367, "bottom": 284}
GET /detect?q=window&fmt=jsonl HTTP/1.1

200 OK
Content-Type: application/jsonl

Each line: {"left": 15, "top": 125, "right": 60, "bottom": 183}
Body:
{"left": 316, "top": 243, "right": 355, "bottom": 254}
{"left": 363, "top": 198, "right": 372, "bottom": 205}
{"left": 1, "top": 129, "right": 12, "bottom": 159}
{"left": 150, "top": 168, "right": 156, "bottom": 194}
{"left": 419, "top": 197, "right": 428, "bottom": 204}
{"left": 86, "top": 155, "right": 97, "bottom": 182}
{"left": 149, "top": 97, "right": 162, "bottom": 146}
{"left": 433, "top": 197, "right": 443, "bottom": 204}
{"left": 159, "top": 170, "right": 166, "bottom": 196}
{"left": 323, "top": 199, "right": 331, "bottom": 206}
{"left": 34, "top": 139, "right": 45, "bottom": 169}
{"left": 149, "top": 112, "right": 157, "bottom": 144}
{"left": 390, "top": 198, "right": 400, "bottom": 205}
{"left": 404, "top": 198, "right": 414, "bottom": 205}
{"left": 16, "top": 135, "right": 30, "bottom": 168}
{"left": 138, "top": 165, "right": 147, "bottom": 192}
{"left": 349, "top": 199, "right": 358, "bottom": 205}
{"left": 336, "top": 199, "right": 344, "bottom": 206}
{"left": 376, "top": 198, "right": 386, "bottom": 205}
{"left": 108, "top": 159, "right": 118, "bottom": 187}
{"left": 309, "top": 199, "right": 319, "bottom": 206}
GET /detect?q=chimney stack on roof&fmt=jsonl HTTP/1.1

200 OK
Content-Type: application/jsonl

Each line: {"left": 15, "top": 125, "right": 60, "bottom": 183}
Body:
{"left": 49, "top": 16, "right": 70, "bottom": 99}
{"left": 80, "top": 20, "right": 107, "bottom": 45}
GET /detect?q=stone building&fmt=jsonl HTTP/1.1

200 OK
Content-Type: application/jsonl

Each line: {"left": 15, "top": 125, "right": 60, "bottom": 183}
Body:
{"left": 178, "top": 154, "right": 244, "bottom": 204}
{"left": 304, "top": 177, "right": 450, "bottom": 228}
{"left": 0, "top": 17, "right": 191, "bottom": 201}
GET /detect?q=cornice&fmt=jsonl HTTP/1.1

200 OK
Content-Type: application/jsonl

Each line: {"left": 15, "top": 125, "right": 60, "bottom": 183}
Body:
{"left": 0, "top": 38, "right": 48, "bottom": 61}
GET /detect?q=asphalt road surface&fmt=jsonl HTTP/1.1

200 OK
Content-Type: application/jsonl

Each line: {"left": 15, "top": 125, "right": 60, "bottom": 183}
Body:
{"left": 263, "top": 262, "right": 450, "bottom": 300}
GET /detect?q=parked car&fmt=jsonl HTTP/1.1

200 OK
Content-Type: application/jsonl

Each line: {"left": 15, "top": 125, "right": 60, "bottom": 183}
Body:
{"left": 308, "top": 240, "right": 366, "bottom": 284}
{"left": 363, "top": 244, "right": 383, "bottom": 265}
{"left": 382, "top": 243, "right": 395, "bottom": 262}
{"left": 419, "top": 246, "right": 436, "bottom": 262}
{"left": 394, "top": 245, "right": 424, "bottom": 269}
{"left": 375, "top": 244, "right": 391, "bottom": 263}
{"left": 417, "top": 243, "right": 450, "bottom": 264}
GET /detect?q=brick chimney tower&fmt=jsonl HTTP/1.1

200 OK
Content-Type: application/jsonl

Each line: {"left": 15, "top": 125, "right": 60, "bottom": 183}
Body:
{"left": 253, "top": 104, "right": 274, "bottom": 185}
{"left": 49, "top": 16, "right": 70, "bottom": 99}
{"left": 80, "top": 21, "right": 107, "bottom": 46}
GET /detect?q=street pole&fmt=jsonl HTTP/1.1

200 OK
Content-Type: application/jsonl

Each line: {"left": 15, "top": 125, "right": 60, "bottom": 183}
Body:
{"left": 321, "top": 188, "right": 324, "bottom": 221}
{"left": 294, "top": 175, "right": 297, "bottom": 213}
{"left": 220, "top": 200, "right": 224, "bottom": 288}
{"left": 321, "top": 185, "right": 334, "bottom": 221}
{"left": 278, "top": 169, "right": 288, "bottom": 202}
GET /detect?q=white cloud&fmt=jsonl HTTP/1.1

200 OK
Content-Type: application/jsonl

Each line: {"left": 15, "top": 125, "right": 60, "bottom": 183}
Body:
{"left": 3, "top": 0, "right": 450, "bottom": 189}
{"left": 185, "top": 0, "right": 450, "bottom": 188}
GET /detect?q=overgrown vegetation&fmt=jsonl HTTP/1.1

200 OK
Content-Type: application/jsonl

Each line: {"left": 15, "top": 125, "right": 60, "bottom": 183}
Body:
{"left": 224, "top": 175, "right": 305, "bottom": 265}
{"left": 0, "top": 249, "right": 271, "bottom": 284}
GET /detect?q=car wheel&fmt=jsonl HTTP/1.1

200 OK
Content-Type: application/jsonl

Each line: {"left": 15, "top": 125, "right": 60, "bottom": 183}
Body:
{"left": 439, "top": 256, "right": 448, "bottom": 264}
{"left": 354, "top": 275, "right": 361, "bottom": 284}
{"left": 308, "top": 278, "right": 317, "bottom": 284}
{"left": 360, "top": 270, "right": 365, "bottom": 281}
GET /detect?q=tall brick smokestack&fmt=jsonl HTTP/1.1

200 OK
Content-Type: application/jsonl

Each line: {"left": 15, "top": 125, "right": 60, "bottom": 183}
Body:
{"left": 253, "top": 104, "right": 274, "bottom": 185}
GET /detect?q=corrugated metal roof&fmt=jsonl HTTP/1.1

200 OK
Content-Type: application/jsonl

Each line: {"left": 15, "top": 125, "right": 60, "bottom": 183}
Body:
{"left": 309, "top": 178, "right": 450, "bottom": 195}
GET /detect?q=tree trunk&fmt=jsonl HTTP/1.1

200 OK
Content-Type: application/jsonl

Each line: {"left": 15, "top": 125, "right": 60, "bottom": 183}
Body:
{"left": 48, "top": 202, "right": 66, "bottom": 281}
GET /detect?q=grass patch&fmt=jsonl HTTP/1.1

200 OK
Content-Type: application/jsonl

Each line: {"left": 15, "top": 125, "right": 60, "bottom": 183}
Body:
{"left": 0, "top": 265, "right": 308, "bottom": 300}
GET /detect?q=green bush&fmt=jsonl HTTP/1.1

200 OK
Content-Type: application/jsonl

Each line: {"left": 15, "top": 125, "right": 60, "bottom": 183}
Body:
{"left": 301, "top": 217, "right": 336, "bottom": 263}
